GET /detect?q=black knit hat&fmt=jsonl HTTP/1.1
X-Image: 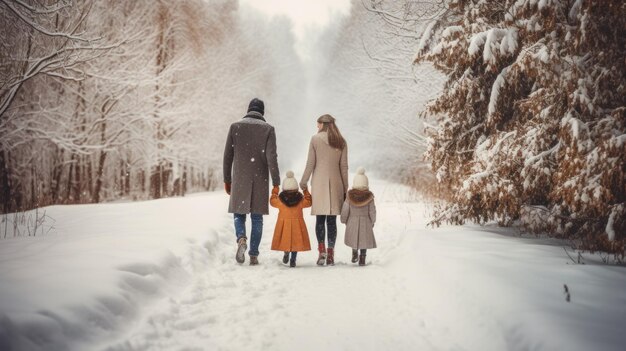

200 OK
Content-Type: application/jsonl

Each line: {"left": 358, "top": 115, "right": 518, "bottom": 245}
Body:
{"left": 247, "top": 98, "right": 265, "bottom": 115}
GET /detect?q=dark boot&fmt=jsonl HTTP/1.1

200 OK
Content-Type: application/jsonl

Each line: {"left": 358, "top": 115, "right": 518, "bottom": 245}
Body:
{"left": 290, "top": 252, "right": 297, "bottom": 267}
{"left": 282, "top": 252, "right": 289, "bottom": 264}
{"left": 317, "top": 243, "right": 326, "bottom": 266}
{"left": 249, "top": 256, "right": 259, "bottom": 266}
{"left": 326, "top": 247, "right": 334, "bottom": 266}
{"left": 236, "top": 237, "right": 247, "bottom": 264}
{"left": 351, "top": 249, "right": 358, "bottom": 263}
{"left": 358, "top": 254, "right": 366, "bottom": 266}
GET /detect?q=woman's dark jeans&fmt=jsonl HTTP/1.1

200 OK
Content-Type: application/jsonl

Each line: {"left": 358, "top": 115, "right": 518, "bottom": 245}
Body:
{"left": 316, "top": 215, "right": 337, "bottom": 248}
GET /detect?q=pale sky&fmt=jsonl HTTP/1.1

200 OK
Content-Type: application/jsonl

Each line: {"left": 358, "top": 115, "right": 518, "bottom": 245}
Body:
{"left": 239, "top": 0, "right": 352, "bottom": 59}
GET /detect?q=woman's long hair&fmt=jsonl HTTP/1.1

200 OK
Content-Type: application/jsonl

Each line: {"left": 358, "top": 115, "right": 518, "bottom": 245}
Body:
{"left": 317, "top": 114, "right": 346, "bottom": 150}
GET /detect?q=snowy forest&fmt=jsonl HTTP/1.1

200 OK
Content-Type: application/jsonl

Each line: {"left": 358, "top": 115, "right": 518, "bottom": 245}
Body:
{"left": 0, "top": 0, "right": 306, "bottom": 208}
{"left": 2, "top": 0, "right": 623, "bottom": 252}
{"left": 1, "top": 1, "right": 626, "bottom": 350}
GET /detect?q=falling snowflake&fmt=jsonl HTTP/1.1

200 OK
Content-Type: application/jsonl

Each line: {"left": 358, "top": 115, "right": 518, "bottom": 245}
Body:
{"left": 251, "top": 158, "right": 255, "bottom": 162}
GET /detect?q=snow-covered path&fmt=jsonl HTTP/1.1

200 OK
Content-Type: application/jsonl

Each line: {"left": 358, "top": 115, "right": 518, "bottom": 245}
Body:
{"left": 107, "top": 181, "right": 494, "bottom": 351}
{"left": 1, "top": 180, "right": 625, "bottom": 351}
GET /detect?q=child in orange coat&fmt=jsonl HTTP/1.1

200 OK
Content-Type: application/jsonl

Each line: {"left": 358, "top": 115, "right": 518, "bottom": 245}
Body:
{"left": 270, "top": 171, "right": 312, "bottom": 267}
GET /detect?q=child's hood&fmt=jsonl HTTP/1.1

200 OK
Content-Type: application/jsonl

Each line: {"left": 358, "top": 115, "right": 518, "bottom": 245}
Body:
{"left": 279, "top": 191, "right": 303, "bottom": 207}
{"left": 347, "top": 189, "right": 374, "bottom": 207}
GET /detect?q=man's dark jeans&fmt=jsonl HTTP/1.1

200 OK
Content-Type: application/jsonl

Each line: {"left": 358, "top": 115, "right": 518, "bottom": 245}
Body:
{"left": 234, "top": 213, "right": 263, "bottom": 256}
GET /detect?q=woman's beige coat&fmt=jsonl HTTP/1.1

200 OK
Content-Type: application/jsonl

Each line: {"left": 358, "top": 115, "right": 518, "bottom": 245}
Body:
{"left": 300, "top": 132, "right": 349, "bottom": 215}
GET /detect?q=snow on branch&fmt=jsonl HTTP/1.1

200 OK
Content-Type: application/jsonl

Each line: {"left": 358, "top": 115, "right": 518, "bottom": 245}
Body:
{"left": 0, "top": 0, "right": 97, "bottom": 42}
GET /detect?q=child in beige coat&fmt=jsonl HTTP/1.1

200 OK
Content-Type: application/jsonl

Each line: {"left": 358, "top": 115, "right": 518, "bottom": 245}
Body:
{"left": 340, "top": 167, "right": 376, "bottom": 266}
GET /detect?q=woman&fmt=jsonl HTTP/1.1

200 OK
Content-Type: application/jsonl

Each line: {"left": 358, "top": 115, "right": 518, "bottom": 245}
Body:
{"left": 300, "top": 114, "right": 349, "bottom": 266}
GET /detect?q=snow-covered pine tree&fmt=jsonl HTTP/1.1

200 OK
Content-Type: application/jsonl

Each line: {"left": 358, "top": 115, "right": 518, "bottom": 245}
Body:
{"left": 416, "top": 0, "right": 625, "bottom": 255}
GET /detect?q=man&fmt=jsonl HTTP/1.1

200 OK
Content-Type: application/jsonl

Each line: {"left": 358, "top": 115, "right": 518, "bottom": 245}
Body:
{"left": 223, "top": 98, "right": 280, "bottom": 265}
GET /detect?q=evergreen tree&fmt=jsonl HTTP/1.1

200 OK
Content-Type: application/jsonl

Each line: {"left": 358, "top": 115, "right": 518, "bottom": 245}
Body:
{"left": 416, "top": 0, "right": 625, "bottom": 254}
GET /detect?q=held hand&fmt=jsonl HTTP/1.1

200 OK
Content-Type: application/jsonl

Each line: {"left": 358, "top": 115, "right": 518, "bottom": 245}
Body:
{"left": 272, "top": 185, "right": 280, "bottom": 195}
{"left": 224, "top": 182, "right": 231, "bottom": 195}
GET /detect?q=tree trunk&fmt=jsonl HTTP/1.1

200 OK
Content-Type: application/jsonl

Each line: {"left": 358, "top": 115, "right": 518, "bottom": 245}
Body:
{"left": 30, "top": 165, "right": 36, "bottom": 208}
{"left": 140, "top": 169, "right": 145, "bottom": 193}
{"left": 182, "top": 165, "right": 187, "bottom": 196}
{"left": 119, "top": 159, "right": 124, "bottom": 196}
{"left": 94, "top": 150, "right": 107, "bottom": 203}
{"left": 124, "top": 161, "right": 130, "bottom": 195}
{"left": 51, "top": 148, "right": 64, "bottom": 202}
{"left": 86, "top": 155, "right": 93, "bottom": 198}
{"left": 94, "top": 112, "right": 108, "bottom": 203}
{"left": 207, "top": 167, "right": 214, "bottom": 191}
{"left": 0, "top": 151, "right": 11, "bottom": 213}
{"left": 66, "top": 154, "right": 75, "bottom": 201}
{"left": 74, "top": 156, "right": 81, "bottom": 202}
{"left": 151, "top": 3, "right": 168, "bottom": 200}
{"left": 151, "top": 164, "right": 161, "bottom": 199}
{"left": 162, "top": 162, "right": 171, "bottom": 196}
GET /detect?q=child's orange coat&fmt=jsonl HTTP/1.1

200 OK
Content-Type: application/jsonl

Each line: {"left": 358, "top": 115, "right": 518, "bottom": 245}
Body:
{"left": 270, "top": 188, "right": 312, "bottom": 252}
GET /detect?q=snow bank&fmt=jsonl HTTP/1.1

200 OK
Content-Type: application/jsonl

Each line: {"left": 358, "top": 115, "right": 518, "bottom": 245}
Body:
{"left": 405, "top": 221, "right": 626, "bottom": 351}
{"left": 0, "top": 194, "right": 227, "bottom": 351}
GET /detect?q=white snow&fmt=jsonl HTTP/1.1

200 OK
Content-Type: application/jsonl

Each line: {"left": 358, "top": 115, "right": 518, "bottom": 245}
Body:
{"left": 468, "top": 31, "right": 487, "bottom": 56}
{"left": 534, "top": 45, "right": 550, "bottom": 63}
{"left": 417, "top": 21, "right": 438, "bottom": 56}
{"left": 580, "top": 192, "right": 589, "bottom": 203}
{"left": 1, "top": 180, "right": 625, "bottom": 351}
{"left": 500, "top": 28, "right": 518, "bottom": 55}
{"left": 441, "top": 25, "right": 463, "bottom": 38}
{"left": 568, "top": 0, "right": 583, "bottom": 21}
{"left": 473, "top": 28, "right": 518, "bottom": 65}
{"left": 605, "top": 205, "right": 621, "bottom": 241}
{"left": 487, "top": 66, "right": 509, "bottom": 119}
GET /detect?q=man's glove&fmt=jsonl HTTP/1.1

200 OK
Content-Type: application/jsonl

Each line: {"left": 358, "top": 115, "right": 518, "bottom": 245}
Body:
{"left": 225, "top": 182, "right": 231, "bottom": 195}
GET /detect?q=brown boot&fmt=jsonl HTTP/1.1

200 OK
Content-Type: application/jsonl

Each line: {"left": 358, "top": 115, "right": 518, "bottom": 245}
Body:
{"left": 317, "top": 243, "right": 326, "bottom": 266}
{"left": 358, "top": 254, "right": 366, "bottom": 266}
{"left": 249, "top": 256, "right": 259, "bottom": 266}
{"left": 326, "top": 247, "right": 335, "bottom": 266}
{"left": 351, "top": 249, "right": 358, "bottom": 263}
{"left": 236, "top": 237, "right": 247, "bottom": 264}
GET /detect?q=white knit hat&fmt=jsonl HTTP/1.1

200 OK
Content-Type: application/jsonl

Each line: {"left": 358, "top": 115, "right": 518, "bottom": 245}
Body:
{"left": 353, "top": 167, "right": 369, "bottom": 190}
{"left": 282, "top": 171, "right": 299, "bottom": 191}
